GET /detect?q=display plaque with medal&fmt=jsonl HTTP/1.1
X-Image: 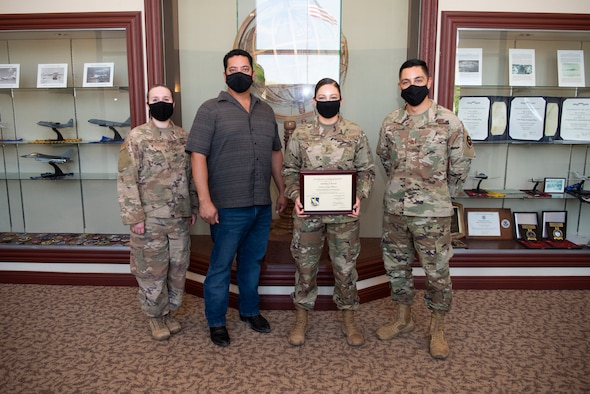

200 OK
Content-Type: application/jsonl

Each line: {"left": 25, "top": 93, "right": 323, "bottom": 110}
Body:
{"left": 547, "top": 222, "right": 565, "bottom": 242}
{"left": 518, "top": 224, "right": 539, "bottom": 242}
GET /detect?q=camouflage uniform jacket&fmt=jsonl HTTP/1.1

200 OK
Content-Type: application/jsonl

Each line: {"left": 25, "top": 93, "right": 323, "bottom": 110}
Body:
{"left": 377, "top": 100, "right": 475, "bottom": 217}
{"left": 117, "top": 120, "right": 198, "bottom": 225}
{"left": 283, "top": 116, "right": 375, "bottom": 224}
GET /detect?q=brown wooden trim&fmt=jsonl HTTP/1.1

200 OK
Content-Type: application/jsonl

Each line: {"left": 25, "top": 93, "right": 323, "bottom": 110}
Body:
{"left": 438, "top": 11, "right": 590, "bottom": 109}
{"left": 0, "top": 12, "right": 146, "bottom": 127}
{"left": 419, "top": 0, "right": 438, "bottom": 99}
{"left": 144, "top": 0, "right": 165, "bottom": 86}
{"left": 2, "top": 236, "right": 589, "bottom": 310}
{"left": 2, "top": 236, "right": 588, "bottom": 267}
{"left": 449, "top": 276, "right": 590, "bottom": 290}
{"left": 0, "top": 247, "right": 130, "bottom": 263}
{"left": 0, "top": 271, "right": 136, "bottom": 287}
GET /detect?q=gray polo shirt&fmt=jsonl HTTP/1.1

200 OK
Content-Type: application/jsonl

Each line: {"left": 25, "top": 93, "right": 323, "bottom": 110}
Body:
{"left": 186, "top": 90, "right": 281, "bottom": 209}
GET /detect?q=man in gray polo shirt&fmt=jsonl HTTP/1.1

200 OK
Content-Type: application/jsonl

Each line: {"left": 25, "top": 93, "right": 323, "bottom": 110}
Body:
{"left": 186, "top": 49, "right": 287, "bottom": 347}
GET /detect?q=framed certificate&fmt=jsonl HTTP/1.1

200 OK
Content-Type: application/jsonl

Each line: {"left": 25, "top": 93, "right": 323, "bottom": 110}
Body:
{"left": 457, "top": 96, "right": 490, "bottom": 141}
{"left": 560, "top": 98, "right": 590, "bottom": 141}
{"left": 508, "top": 97, "right": 545, "bottom": 141}
{"left": 465, "top": 208, "right": 513, "bottom": 239}
{"left": 300, "top": 170, "right": 356, "bottom": 215}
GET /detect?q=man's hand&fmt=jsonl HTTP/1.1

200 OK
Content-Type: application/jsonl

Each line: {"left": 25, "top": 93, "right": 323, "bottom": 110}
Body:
{"left": 275, "top": 193, "right": 288, "bottom": 214}
{"left": 199, "top": 200, "right": 219, "bottom": 225}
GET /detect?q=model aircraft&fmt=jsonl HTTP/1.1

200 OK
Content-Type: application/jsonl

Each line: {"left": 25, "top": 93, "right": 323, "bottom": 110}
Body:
{"left": 29, "top": 163, "right": 74, "bottom": 180}
{"left": 21, "top": 149, "right": 74, "bottom": 164}
{"left": 527, "top": 178, "right": 545, "bottom": 195}
{"left": 36, "top": 118, "right": 74, "bottom": 141}
{"left": 472, "top": 172, "right": 489, "bottom": 193}
{"left": 565, "top": 171, "right": 590, "bottom": 203}
{"left": 21, "top": 149, "right": 75, "bottom": 180}
{"left": 88, "top": 117, "right": 130, "bottom": 141}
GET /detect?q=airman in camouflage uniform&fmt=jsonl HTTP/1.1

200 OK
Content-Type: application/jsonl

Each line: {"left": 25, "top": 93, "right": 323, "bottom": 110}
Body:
{"left": 117, "top": 85, "right": 198, "bottom": 341}
{"left": 376, "top": 59, "right": 475, "bottom": 359}
{"left": 283, "top": 78, "right": 375, "bottom": 347}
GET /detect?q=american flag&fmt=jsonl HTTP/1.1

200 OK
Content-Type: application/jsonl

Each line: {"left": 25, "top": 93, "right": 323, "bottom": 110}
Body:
{"left": 308, "top": 0, "right": 338, "bottom": 26}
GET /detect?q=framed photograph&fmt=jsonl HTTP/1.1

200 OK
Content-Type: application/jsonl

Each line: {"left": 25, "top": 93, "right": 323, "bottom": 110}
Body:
{"left": 450, "top": 202, "right": 465, "bottom": 239}
{"left": 513, "top": 212, "right": 539, "bottom": 240}
{"left": 83, "top": 62, "right": 114, "bottom": 87}
{"left": 543, "top": 177, "right": 566, "bottom": 193}
{"left": 0, "top": 64, "right": 20, "bottom": 88}
{"left": 465, "top": 208, "right": 513, "bottom": 239}
{"left": 300, "top": 170, "right": 356, "bottom": 215}
{"left": 509, "top": 48, "right": 536, "bottom": 87}
{"left": 37, "top": 63, "right": 68, "bottom": 88}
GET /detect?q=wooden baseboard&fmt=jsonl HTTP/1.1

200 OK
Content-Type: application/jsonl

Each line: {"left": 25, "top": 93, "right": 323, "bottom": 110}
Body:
{"left": 1, "top": 235, "right": 589, "bottom": 310}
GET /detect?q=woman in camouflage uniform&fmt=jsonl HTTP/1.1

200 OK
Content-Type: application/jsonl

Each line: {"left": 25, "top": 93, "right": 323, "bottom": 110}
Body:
{"left": 117, "top": 85, "right": 198, "bottom": 341}
{"left": 283, "top": 78, "right": 375, "bottom": 347}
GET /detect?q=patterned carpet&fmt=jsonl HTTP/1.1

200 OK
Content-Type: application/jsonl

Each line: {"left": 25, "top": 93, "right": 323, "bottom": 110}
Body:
{"left": 0, "top": 284, "right": 589, "bottom": 393}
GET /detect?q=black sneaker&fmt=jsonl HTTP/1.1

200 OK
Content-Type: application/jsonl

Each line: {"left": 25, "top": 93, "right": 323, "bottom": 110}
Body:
{"left": 240, "top": 314, "right": 271, "bottom": 333}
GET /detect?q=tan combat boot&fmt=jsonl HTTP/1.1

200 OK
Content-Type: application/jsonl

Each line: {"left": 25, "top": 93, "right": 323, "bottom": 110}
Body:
{"left": 148, "top": 317, "right": 170, "bottom": 341}
{"left": 376, "top": 303, "right": 415, "bottom": 340}
{"left": 341, "top": 310, "right": 365, "bottom": 347}
{"left": 429, "top": 312, "right": 450, "bottom": 359}
{"left": 163, "top": 313, "right": 182, "bottom": 334}
{"left": 288, "top": 306, "right": 308, "bottom": 346}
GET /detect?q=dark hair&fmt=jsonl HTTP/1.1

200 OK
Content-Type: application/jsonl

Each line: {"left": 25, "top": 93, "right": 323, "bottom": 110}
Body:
{"left": 223, "top": 49, "right": 253, "bottom": 70}
{"left": 147, "top": 84, "right": 174, "bottom": 101}
{"left": 399, "top": 59, "right": 429, "bottom": 78}
{"left": 314, "top": 78, "right": 341, "bottom": 98}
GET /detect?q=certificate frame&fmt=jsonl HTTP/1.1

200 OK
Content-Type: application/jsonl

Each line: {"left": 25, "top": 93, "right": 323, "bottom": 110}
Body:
{"left": 543, "top": 177, "right": 566, "bottom": 193}
{"left": 450, "top": 202, "right": 465, "bottom": 239}
{"left": 300, "top": 170, "right": 356, "bottom": 215}
{"left": 465, "top": 208, "right": 513, "bottom": 240}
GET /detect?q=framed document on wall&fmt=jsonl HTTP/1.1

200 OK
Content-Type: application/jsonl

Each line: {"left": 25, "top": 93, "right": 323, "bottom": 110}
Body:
{"left": 465, "top": 208, "right": 513, "bottom": 239}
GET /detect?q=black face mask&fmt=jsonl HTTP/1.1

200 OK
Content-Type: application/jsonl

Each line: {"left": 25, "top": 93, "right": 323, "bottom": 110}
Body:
{"left": 148, "top": 101, "right": 174, "bottom": 121}
{"left": 316, "top": 100, "right": 340, "bottom": 119}
{"left": 401, "top": 84, "right": 429, "bottom": 106}
{"left": 226, "top": 72, "right": 253, "bottom": 93}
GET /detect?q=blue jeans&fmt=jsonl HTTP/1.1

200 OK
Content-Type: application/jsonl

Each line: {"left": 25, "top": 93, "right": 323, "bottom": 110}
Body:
{"left": 204, "top": 205, "right": 272, "bottom": 327}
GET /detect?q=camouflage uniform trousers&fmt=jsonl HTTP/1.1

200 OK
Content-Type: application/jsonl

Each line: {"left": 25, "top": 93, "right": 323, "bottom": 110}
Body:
{"left": 290, "top": 216, "right": 360, "bottom": 311}
{"left": 381, "top": 213, "right": 453, "bottom": 314}
{"left": 129, "top": 216, "right": 191, "bottom": 318}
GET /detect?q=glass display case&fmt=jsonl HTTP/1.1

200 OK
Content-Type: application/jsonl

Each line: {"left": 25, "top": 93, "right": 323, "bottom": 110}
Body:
{"left": 439, "top": 12, "right": 590, "bottom": 245}
{"left": 0, "top": 13, "right": 146, "bottom": 234}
